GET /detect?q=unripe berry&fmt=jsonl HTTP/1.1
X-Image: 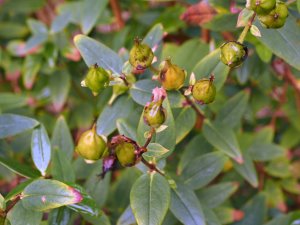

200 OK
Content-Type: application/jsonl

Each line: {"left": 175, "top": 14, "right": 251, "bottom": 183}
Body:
{"left": 81, "top": 64, "right": 110, "bottom": 96}
{"left": 220, "top": 41, "right": 248, "bottom": 68}
{"left": 159, "top": 59, "right": 186, "bottom": 90}
{"left": 248, "top": 0, "right": 276, "bottom": 15}
{"left": 192, "top": 78, "right": 216, "bottom": 104}
{"left": 143, "top": 101, "right": 166, "bottom": 128}
{"left": 258, "top": 2, "right": 288, "bottom": 29}
{"left": 129, "top": 39, "right": 154, "bottom": 70}
{"left": 76, "top": 126, "right": 108, "bottom": 161}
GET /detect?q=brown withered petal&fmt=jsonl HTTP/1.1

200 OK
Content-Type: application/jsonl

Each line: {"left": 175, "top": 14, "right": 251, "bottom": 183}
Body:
{"left": 180, "top": 0, "right": 217, "bottom": 26}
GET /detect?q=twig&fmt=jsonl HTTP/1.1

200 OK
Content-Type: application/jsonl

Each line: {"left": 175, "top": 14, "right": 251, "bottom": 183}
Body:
{"left": 109, "top": 0, "right": 124, "bottom": 30}
{"left": 141, "top": 157, "right": 165, "bottom": 176}
{"left": 143, "top": 127, "right": 155, "bottom": 148}
{"left": 0, "top": 194, "right": 22, "bottom": 217}
{"left": 201, "top": 29, "right": 210, "bottom": 43}
{"left": 237, "top": 12, "right": 256, "bottom": 43}
{"left": 179, "top": 89, "right": 205, "bottom": 119}
{"left": 120, "top": 73, "right": 129, "bottom": 86}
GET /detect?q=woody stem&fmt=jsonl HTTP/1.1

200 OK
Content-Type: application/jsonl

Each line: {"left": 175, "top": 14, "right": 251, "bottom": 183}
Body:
{"left": 141, "top": 157, "right": 165, "bottom": 176}
{"left": 237, "top": 12, "right": 256, "bottom": 43}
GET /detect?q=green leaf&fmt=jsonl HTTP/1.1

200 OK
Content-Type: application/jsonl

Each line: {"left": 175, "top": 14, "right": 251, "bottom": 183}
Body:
{"left": 248, "top": 143, "right": 285, "bottom": 161}
{"left": 0, "top": 194, "right": 5, "bottom": 210}
{"left": 0, "top": 93, "right": 28, "bottom": 111}
{"left": 51, "top": 116, "right": 74, "bottom": 160}
{"left": 51, "top": 148, "right": 75, "bottom": 182}
{"left": 264, "top": 214, "right": 290, "bottom": 225}
{"left": 182, "top": 152, "right": 226, "bottom": 190}
{"left": 202, "top": 206, "right": 222, "bottom": 225}
{"left": 5, "top": 179, "right": 35, "bottom": 202}
{"left": 255, "top": 17, "right": 300, "bottom": 70}
{"left": 117, "top": 206, "right": 136, "bottom": 225}
{"left": 197, "top": 182, "right": 239, "bottom": 208}
{"left": 130, "top": 80, "right": 160, "bottom": 106}
{"left": 50, "top": 12, "right": 72, "bottom": 34}
{"left": 117, "top": 118, "right": 137, "bottom": 141}
{"left": 265, "top": 158, "right": 291, "bottom": 178}
{"left": 203, "top": 120, "right": 243, "bottom": 163}
{"left": 74, "top": 34, "right": 123, "bottom": 75}
{"left": 0, "top": 114, "right": 39, "bottom": 139}
{"left": 6, "top": 202, "right": 43, "bottom": 225}
{"left": 143, "top": 143, "right": 169, "bottom": 160}
{"left": 193, "top": 49, "right": 230, "bottom": 90}
{"left": 137, "top": 97, "right": 176, "bottom": 152}
{"left": 0, "top": 22, "right": 29, "bottom": 39}
{"left": 27, "top": 19, "right": 48, "bottom": 34}
{"left": 232, "top": 194, "right": 266, "bottom": 225}
{"left": 130, "top": 172, "right": 170, "bottom": 225}
{"left": 280, "top": 178, "right": 300, "bottom": 194}
{"left": 22, "top": 55, "right": 41, "bottom": 89}
{"left": 215, "top": 91, "right": 250, "bottom": 128}
{"left": 170, "top": 182, "right": 205, "bottom": 225}
{"left": 97, "top": 95, "right": 135, "bottom": 136}
{"left": 142, "top": 23, "right": 164, "bottom": 48}
{"left": 31, "top": 125, "right": 51, "bottom": 176}
{"left": 80, "top": 0, "right": 109, "bottom": 34}
{"left": 175, "top": 107, "right": 196, "bottom": 144}
{"left": 0, "top": 156, "right": 40, "bottom": 179}
{"left": 82, "top": 213, "right": 111, "bottom": 225}
{"left": 298, "top": 0, "right": 300, "bottom": 12}
{"left": 22, "top": 179, "right": 82, "bottom": 211}
{"left": 48, "top": 207, "right": 71, "bottom": 225}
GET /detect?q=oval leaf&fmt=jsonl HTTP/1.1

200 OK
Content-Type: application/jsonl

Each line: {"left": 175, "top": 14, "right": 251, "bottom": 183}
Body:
{"left": 130, "top": 172, "right": 170, "bottom": 225}
{"left": 7, "top": 202, "right": 43, "bottom": 225}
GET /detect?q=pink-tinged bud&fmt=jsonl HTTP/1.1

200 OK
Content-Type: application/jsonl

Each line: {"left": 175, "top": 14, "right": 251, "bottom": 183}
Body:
{"left": 233, "top": 210, "right": 244, "bottom": 221}
{"left": 152, "top": 87, "right": 167, "bottom": 103}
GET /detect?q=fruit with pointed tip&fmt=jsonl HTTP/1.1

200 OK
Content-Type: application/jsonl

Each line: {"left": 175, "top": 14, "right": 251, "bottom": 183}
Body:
{"left": 220, "top": 41, "right": 248, "bottom": 68}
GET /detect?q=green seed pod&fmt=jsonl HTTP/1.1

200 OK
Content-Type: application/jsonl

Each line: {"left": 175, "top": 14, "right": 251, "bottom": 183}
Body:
{"left": 129, "top": 39, "right": 154, "bottom": 70}
{"left": 75, "top": 126, "right": 108, "bottom": 161}
{"left": 81, "top": 64, "right": 110, "bottom": 96}
{"left": 143, "top": 101, "right": 166, "bottom": 128}
{"left": 248, "top": 0, "right": 276, "bottom": 15}
{"left": 220, "top": 41, "right": 248, "bottom": 68}
{"left": 192, "top": 78, "right": 216, "bottom": 104}
{"left": 111, "top": 135, "right": 139, "bottom": 167}
{"left": 258, "top": 2, "right": 288, "bottom": 29}
{"left": 159, "top": 59, "right": 186, "bottom": 90}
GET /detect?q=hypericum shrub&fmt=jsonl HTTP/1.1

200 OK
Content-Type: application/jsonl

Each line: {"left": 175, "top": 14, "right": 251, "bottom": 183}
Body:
{"left": 0, "top": 0, "right": 299, "bottom": 225}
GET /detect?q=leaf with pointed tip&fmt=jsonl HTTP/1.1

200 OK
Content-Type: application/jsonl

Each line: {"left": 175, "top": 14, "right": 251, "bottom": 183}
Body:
{"left": 48, "top": 207, "right": 71, "bottom": 225}
{"left": 142, "top": 23, "right": 164, "bottom": 48}
{"left": 7, "top": 202, "right": 43, "bottom": 225}
{"left": 74, "top": 34, "right": 123, "bottom": 75}
{"left": 143, "top": 143, "right": 169, "bottom": 160}
{"left": 117, "top": 206, "right": 136, "bottom": 225}
{"left": 175, "top": 107, "right": 196, "bottom": 144}
{"left": 51, "top": 148, "right": 75, "bottom": 182}
{"left": 130, "top": 173, "right": 170, "bottom": 225}
{"left": 0, "top": 93, "right": 28, "bottom": 111}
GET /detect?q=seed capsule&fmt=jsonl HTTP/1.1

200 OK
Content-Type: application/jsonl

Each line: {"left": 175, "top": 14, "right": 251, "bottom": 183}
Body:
{"left": 258, "top": 2, "right": 288, "bottom": 29}
{"left": 75, "top": 126, "right": 108, "bottom": 161}
{"left": 192, "top": 78, "right": 216, "bottom": 104}
{"left": 129, "top": 39, "right": 154, "bottom": 70}
{"left": 159, "top": 59, "right": 186, "bottom": 90}
{"left": 220, "top": 41, "right": 248, "bottom": 68}
{"left": 248, "top": 0, "right": 276, "bottom": 15}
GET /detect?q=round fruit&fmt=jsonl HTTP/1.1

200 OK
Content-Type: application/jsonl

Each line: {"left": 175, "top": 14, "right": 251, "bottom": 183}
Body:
{"left": 192, "top": 79, "right": 216, "bottom": 104}
{"left": 75, "top": 127, "right": 108, "bottom": 161}
{"left": 115, "top": 142, "right": 137, "bottom": 167}
{"left": 143, "top": 101, "right": 166, "bottom": 128}
{"left": 248, "top": 0, "right": 276, "bottom": 15}
{"left": 220, "top": 41, "right": 248, "bottom": 68}
{"left": 129, "top": 39, "right": 154, "bottom": 70}
{"left": 159, "top": 59, "right": 186, "bottom": 90}
{"left": 258, "top": 2, "right": 288, "bottom": 29}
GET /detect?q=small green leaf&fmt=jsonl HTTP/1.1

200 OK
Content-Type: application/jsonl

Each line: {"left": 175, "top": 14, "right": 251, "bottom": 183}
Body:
{"left": 170, "top": 182, "right": 205, "bottom": 225}
{"left": 202, "top": 206, "right": 222, "bottom": 225}
{"left": 22, "top": 179, "right": 82, "bottom": 211}
{"left": 203, "top": 120, "right": 243, "bottom": 163}
{"left": 130, "top": 172, "right": 170, "bottom": 225}
{"left": 250, "top": 25, "right": 261, "bottom": 37}
{"left": 117, "top": 118, "right": 137, "bottom": 141}
{"left": 237, "top": 8, "right": 254, "bottom": 27}
{"left": 0, "top": 156, "right": 40, "bottom": 179}
{"left": 175, "top": 107, "right": 196, "bottom": 144}
{"left": 265, "top": 158, "right": 291, "bottom": 178}
{"left": 22, "top": 55, "right": 41, "bottom": 89}
{"left": 193, "top": 49, "right": 230, "bottom": 90}
{"left": 97, "top": 95, "right": 135, "bottom": 136}
{"left": 248, "top": 143, "right": 285, "bottom": 161}
{"left": 0, "top": 93, "right": 28, "bottom": 111}
{"left": 143, "top": 143, "right": 169, "bottom": 160}
{"left": 117, "top": 205, "right": 136, "bottom": 225}
{"left": 215, "top": 91, "right": 250, "bottom": 128}
{"left": 51, "top": 116, "right": 74, "bottom": 160}
{"left": 51, "top": 148, "right": 75, "bottom": 182}
{"left": 5, "top": 179, "right": 35, "bottom": 202}
{"left": 0, "top": 114, "right": 39, "bottom": 139}
{"left": 0, "top": 194, "right": 5, "bottom": 210}
{"left": 31, "top": 125, "right": 51, "bottom": 176}
{"left": 182, "top": 152, "right": 226, "bottom": 190}
{"left": 197, "top": 182, "right": 239, "bottom": 208}
{"left": 74, "top": 34, "right": 123, "bottom": 75}
{"left": 264, "top": 214, "right": 290, "bottom": 225}
{"left": 48, "top": 207, "right": 71, "bottom": 225}
{"left": 142, "top": 23, "right": 164, "bottom": 48}
{"left": 6, "top": 202, "right": 43, "bottom": 225}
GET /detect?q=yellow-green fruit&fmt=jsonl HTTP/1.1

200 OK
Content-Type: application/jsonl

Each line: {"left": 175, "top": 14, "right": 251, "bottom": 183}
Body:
{"left": 248, "top": 0, "right": 276, "bottom": 15}
{"left": 115, "top": 142, "right": 137, "bottom": 167}
{"left": 192, "top": 79, "right": 216, "bottom": 104}
{"left": 83, "top": 65, "right": 110, "bottom": 96}
{"left": 129, "top": 41, "right": 154, "bottom": 70}
{"left": 220, "top": 41, "right": 248, "bottom": 68}
{"left": 76, "top": 128, "right": 108, "bottom": 161}
{"left": 143, "top": 101, "right": 166, "bottom": 128}
{"left": 159, "top": 60, "right": 186, "bottom": 90}
{"left": 258, "top": 2, "right": 288, "bottom": 29}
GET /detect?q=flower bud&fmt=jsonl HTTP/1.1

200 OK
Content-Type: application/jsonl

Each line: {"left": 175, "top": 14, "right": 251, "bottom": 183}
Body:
{"left": 143, "top": 87, "right": 167, "bottom": 128}
{"left": 129, "top": 39, "right": 154, "bottom": 70}
{"left": 258, "top": 2, "right": 288, "bottom": 29}
{"left": 75, "top": 126, "right": 108, "bottom": 161}
{"left": 81, "top": 64, "right": 110, "bottom": 96}
{"left": 159, "top": 59, "right": 186, "bottom": 90}
{"left": 192, "top": 78, "right": 216, "bottom": 104}
{"left": 248, "top": 0, "right": 276, "bottom": 15}
{"left": 110, "top": 135, "right": 139, "bottom": 167}
{"left": 220, "top": 41, "right": 248, "bottom": 68}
